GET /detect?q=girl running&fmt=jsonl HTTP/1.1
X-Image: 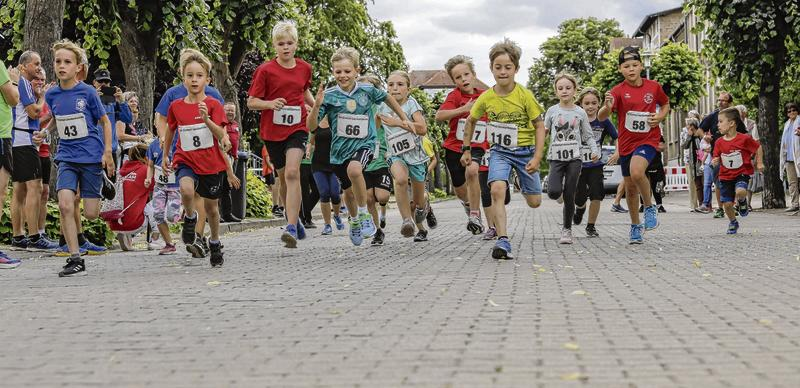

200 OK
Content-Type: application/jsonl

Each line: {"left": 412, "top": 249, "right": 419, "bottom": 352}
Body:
{"left": 144, "top": 135, "right": 181, "bottom": 255}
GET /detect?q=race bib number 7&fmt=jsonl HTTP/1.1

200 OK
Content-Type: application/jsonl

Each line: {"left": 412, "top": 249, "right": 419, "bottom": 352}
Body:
{"left": 56, "top": 113, "right": 89, "bottom": 140}
{"left": 179, "top": 123, "right": 214, "bottom": 151}
{"left": 273, "top": 106, "right": 301, "bottom": 126}
{"left": 337, "top": 113, "right": 369, "bottom": 139}
{"left": 625, "top": 111, "right": 651, "bottom": 133}
{"left": 456, "top": 119, "right": 487, "bottom": 143}
{"left": 487, "top": 121, "right": 518, "bottom": 148}
{"left": 721, "top": 151, "right": 744, "bottom": 169}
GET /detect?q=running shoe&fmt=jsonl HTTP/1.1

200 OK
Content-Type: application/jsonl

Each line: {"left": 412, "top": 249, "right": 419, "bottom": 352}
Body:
{"left": 302, "top": 220, "right": 317, "bottom": 229}
{"left": 209, "top": 241, "right": 224, "bottom": 267}
{"left": 281, "top": 224, "right": 299, "bottom": 248}
{"left": 467, "top": 215, "right": 484, "bottom": 235}
{"left": 333, "top": 214, "right": 345, "bottom": 230}
{"left": 358, "top": 212, "right": 376, "bottom": 238}
{"left": 657, "top": 205, "right": 667, "bottom": 213}
{"left": 713, "top": 208, "right": 725, "bottom": 218}
{"left": 27, "top": 236, "right": 60, "bottom": 252}
{"left": 0, "top": 253, "right": 21, "bottom": 269}
{"left": 371, "top": 228, "right": 385, "bottom": 246}
{"left": 187, "top": 238, "right": 207, "bottom": 258}
{"left": 585, "top": 224, "right": 599, "bottom": 238}
{"left": 727, "top": 220, "right": 739, "bottom": 235}
{"left": 426, "top": 207, "right": 438, "bottom": 229}
{"left": 573, "top": 206, "right": 585, "bottom": 225}
{"left": 414, "top": 229, "right": 428, "bottom": 242}
{"left": 737, "top": 199, "right": 749, "bottom": 217}
{"left": 10, "top": 237, "right": 29, "bottom": 250}
{"left": 159, "top": 243, "right": 177, "bottom": 255}
{"left": 322, "top": 224, "right": 333, "bottom": 235}
{"left": 629, "top": 224, "right": 643, "bottom": 244}
{"left": 349, "top": 218, "right": 363, "bottom": 246}
{"left": 81, "top": 240, "right": 108, "bottom": 255}
{"left": 55, "top": 244, "right": 88, "bottom": 257}
{"left": 610, "top": 204, "right": 628, "bottom": 213}
{"left": 379, "top": 214, "right": 386, "bottom": 229}
{"left": 296, "top": 221, "right": 307, "bottom": 240}
{"left": 644, "top": 205, "right": 659, "bottom": 231}
{"left": 181, "top": 213, "right": 197, "bottom": 244}
{"left": 559, "top": 228, "right": 573, "bottom": 244}
{"left": 483, "top": 226, "right": 497, "bottom": 240}
{"left": 58, "top": 258, "right": 86, "bottom": 277}
{"left": 492, "top": 237, "right": 514, "bottom": 260}
{"left": 413, "top": 206, "right": 427, "bottom": 225}
{"left": 400, "top": 219, "right": 415, "bottom": 238}
{"left": 696, "top": 205, "right": 711, "bottom": 214}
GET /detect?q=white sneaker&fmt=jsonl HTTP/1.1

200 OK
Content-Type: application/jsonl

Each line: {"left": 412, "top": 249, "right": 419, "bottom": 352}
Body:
{"left": 559, "top": 228, "right": 573, "bottom": 244}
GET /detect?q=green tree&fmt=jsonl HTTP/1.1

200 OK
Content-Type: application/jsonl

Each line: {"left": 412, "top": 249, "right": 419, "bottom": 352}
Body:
{"left": 649, "top": 43, "right": 705, "bottom": 111}
{"left": 527, "top": 17, "right": 624, "bottom": 106}
{"left": 589, "top": 48, "right": 624, "bottom": 94}
{"left": 687, "top": 0, "right": 800, "bottom": 208}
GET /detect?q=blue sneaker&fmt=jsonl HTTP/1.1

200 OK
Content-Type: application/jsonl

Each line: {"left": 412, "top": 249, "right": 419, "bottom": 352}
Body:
{"left": 491, "top": 237, "right": 514, "bottom": 260}
{"left": 0, "top": 251, "right": 21, "bottom": 269}
{"left": 322, "top": 224, "right": 333, "bottom": 235}
{"left": 55, "top": 244, "right": 88, "bottom": 257}
{"left": 81, "top": 240, "right": 108, "bottom": 255}
{"left": 281, "top": 224, "right": 298, "bottom": 248}
{"left": 333, "top": 214, "right": 345, "bottom": 230}
{"left": 643, "top": 205, "right": 659, "bottom": 230}
{"left": 296, "top": 221, "right": 306, "bottom": 240}
{"left": 737, "top": 200, "right": 749, "bottom": 217}
{"left": 629, "top": 224, "right": 643, "bottom": 244}
{"left": 27, "top": 236, "right": 60, "bottom": 252}
{"left": 358, "top": 212, "right": 376, "bottom": 238}
{"left": 349, "top": 218, "right": 363, "bottom": 246}
{"left": 727, "top": 220, "right": 739, "bottom": 234}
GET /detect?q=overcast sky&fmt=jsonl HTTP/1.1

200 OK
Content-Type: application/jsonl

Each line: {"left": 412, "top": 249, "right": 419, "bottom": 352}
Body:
{"left": 368, "top": 0, "right": 683, "bottom": 86}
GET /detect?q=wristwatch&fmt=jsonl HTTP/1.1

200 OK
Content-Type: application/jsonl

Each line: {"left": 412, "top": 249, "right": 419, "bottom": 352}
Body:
{"left": 461, "top": 145, "right": 471, "bottom": 152}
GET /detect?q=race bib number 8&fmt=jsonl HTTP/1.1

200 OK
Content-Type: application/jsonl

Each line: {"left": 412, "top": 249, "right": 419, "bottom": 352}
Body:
{"left": 456, "top": 119, "right": 487, "bottom": 143}
{"left": 721, "top": 151, "right": 744, "bottom": 169}
{"left": 487, "top": 122, "right": 518, "bottom": 148}
{"left": 155, "top": 166, "right": 176, "bottom": 185}
{"left": 388, "top": 131, "right": 417, "bottom": 156}
{"left": 56, "top": 113, "right": 89, "bottom": 140}
{"left": 179, "top": 123, "right": 214, "bottom": 151}
{"left": 273, "top": 106, "right": 301, "bottom": 126}
{"left": 550, "top": 141, "right": 579, "bottom": 161}
{"left": 625, "top": 111, "right": 651, "bottom": 133}
{"left": 337, "top": 113, "right": 369, "bottom": 139}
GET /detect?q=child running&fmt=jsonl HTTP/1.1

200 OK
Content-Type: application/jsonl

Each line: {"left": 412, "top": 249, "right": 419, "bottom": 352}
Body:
{"left": 573, "top": 87, "right": 617, "bottom": 237}
{"left": 545, "top": 73, "right": 599, "bottom": 244}
{"left": 308, "top": 47, "right": 413, "bottom": 246}
{"left": 460, "top": 38, "right": 546, "bottom": 260}
{"left": 247, "top": 20, "right": 314, "bottom": 248}
{"left": 309, "top": 117, "right": 345, "bottom": 235}
{"left": 45, "top": 40, "right": 115, "bottom": 277}
{"left": 377, "top": 70, "right": 430, "bottom": 242}
{"left": 598, "top": 46, "right": 670, "bottom": 244}
{"left": 144, "top": 135, "right": 181, "bottom": 255}
{"left": 358, "top": 74, "right": 392, "bottom": 246}
{"left": 711, "top": 107, "right": 763, "bottom": 234}
{"left": 163, "top": 48, "right": 234, "bottom": 267}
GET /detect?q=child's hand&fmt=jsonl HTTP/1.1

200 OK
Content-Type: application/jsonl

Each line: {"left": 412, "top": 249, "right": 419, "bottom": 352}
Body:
{"left": 648, "top": 113, "right": 661, "bottom": 128}
{"left": 711, "top": 157, "right": 720, "bottom": 167}
{"left": 102, "top": 150, "right": 115, "bottom": 177}
{"left": 607, "top": 151, "right": 620, "bottom": 165}
{"left": 228, "top": 174, "right": 241, "bottom": 190}
{"left": 162, "top": 158, "right": 172, "bottom": 174}
{"left": 757, "top": 162, "right": 764, "bottom": 172}
{"left": 591, "top": 153, "right": 600, "bottom": 162}
{"left": 403, "top": 120, "right": 416, "bottom": 134}
{"left": 220, "top": 135, "right": 232, "bottom": 152}
{"left": 525, "top": 158, "right": 541, "bottom": 173}
{"left": 461, "top": 99, "right": 476, "bottom": 113}
{"left": 144, "top": 177, "right": 152, "bottom": 187}
{"left": 198, "top": 101, "right": 209, "bottom": 120}
{"left": 313, "top": 82, "right": 325, "bottom": 107}
{"left": 459, "top": 150, "right": 471, "bottom": 167}
{"left": 270, "top": 98, "right": 287, "bottom": 110}
{"left": 604, "top": 91, "right": 614, "bottom": 109}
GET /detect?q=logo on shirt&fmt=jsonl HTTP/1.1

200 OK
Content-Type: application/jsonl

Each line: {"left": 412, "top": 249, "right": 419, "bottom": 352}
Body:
{"left": 346, "top": 99, "right": 357, "bottom": 112}
{"left": 624, "top": 93, "right": 631, "bottom": 99}
{"left": 644, "top": 93, "right": 654, "bottom": 104}
{"left": 75, "top": 98, "right": 87, "bottom": 112}
{"left": 356, "top": 94, "right": 370, "bottom": 108}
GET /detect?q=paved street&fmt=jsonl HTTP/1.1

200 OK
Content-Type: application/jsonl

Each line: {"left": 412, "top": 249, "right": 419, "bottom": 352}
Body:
{"left": 1, "top": 193, "right": 799, "bottom": 387}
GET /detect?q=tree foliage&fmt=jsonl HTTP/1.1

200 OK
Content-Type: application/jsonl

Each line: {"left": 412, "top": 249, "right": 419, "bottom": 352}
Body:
{"left": 650, "top": 43, "right": 705, "bottom": 111}
{"left": 527, "top": 17, "right": 624, "bottom": 106}
{"left": 589, "top": 48, "right": 624, "bottom": 95}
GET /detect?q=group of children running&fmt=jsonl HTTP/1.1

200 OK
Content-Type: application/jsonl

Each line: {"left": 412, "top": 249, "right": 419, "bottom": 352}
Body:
{"left": 39, "top": 19, "right": 763, "bottom": 276}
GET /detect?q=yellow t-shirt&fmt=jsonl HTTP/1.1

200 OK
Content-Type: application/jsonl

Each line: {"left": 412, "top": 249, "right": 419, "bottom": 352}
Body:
{"left": 469, "top": 83, "right": 544, "bottom": 147}
{"left": 422, "top": 136, "right": 436, "bottom": 159}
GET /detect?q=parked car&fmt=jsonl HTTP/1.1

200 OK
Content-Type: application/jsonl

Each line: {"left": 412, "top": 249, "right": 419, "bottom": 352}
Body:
{"left": 602, "top": 145, "right": 623, "bottom": 193}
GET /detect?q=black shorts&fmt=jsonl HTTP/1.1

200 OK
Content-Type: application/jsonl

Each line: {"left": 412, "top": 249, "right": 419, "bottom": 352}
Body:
{"left": 264, "top": 172, "right": 275, "bottom": 186}
{"left": 264, "top": 131, "right": 308, "bottom": 170}
{"left": 0, "top": 138, "right": 13, "bottom": 174}
{"left": 365, "top": 167, "right": 392, "bottom": 192}
{"left": 11, "top": 146, "right": 41, "bottom": 182}
{"left": 176, "top": 165, "right": 225, "bottom": 200}
{"left": 332, "top": 148, "right": 374, "bottom": 191}
{"left": 479, "top": 170, "right": 510, "bottom": 208}
{"left": 40, "top": 156, "right": 52, "bottom": 184}
{"left": 576, "top": 165, "right": 605, "bottom": 204}
{"left": 444, "top": 148, "right": 484, "bottom": 188}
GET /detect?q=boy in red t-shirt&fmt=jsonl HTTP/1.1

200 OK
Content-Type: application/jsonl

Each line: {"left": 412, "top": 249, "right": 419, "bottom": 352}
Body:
{"left": 246, "top": 20, "right": 315, "bottom": 248}
{"left": 163, "top": 48, "right": 235, "bottom": 267}
{"left": 712, "top": 107, "right": 763, "bottom": 234}
{"left": 598, "top": 46, "right": 671, "bottom": 244}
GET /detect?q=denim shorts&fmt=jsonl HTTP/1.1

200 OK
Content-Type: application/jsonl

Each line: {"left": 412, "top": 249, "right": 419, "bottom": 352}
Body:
{"left": 389, "top": 157, "right": 427, "bottom": 182}
{"left": 487, "top": 145, "right": 542, "bottom": 195}
{"left": 56, "top": 161, "right": 103, "bottom": 199}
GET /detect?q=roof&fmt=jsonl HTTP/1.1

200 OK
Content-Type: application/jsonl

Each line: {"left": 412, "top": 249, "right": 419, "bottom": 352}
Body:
{"left": 633, "top": 6, "right": 684, "bottom": 37}
{"left": 409, "top": 70, "right": 490, "bottom": 91}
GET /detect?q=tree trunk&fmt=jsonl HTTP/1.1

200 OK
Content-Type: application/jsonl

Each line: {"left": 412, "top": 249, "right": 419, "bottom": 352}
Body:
{"left": 117, "top": 17, "right": 157, "bottom": 133}
{"left": 758, "top": 43, "right": 787, "bottom": 209}
{"left": 24, "top": 0, "right": 66, "bottom": 83}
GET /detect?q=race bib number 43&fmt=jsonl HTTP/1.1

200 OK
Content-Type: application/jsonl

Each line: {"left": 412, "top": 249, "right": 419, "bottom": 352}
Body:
{"left": 625, "top": 111, "right": 651, "bottom": 133}
{"left": 388, "top": 131, "right": 417, "bottom": 156}
{"left": 487, "top": 122, "right": 518, "bottom": 148}
{"left": 456, "top": 119, "right": 487, "bottom": 143}
{"left": 273, "top": 106, "right": 301, "bottom": 126}
{"left": 721, "top": 151, "right": 744, "bottom": 169}
{"left": 179, "top": 123, "right": 214, "bottom": 151}
{"left": 337, "top": 113, "right": 369, "bottom": 139}
{"left": 56, "top": 113, "right": 89, "bottom": 140}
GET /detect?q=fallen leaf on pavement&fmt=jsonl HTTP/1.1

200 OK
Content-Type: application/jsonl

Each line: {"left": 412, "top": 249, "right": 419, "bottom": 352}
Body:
{"left": 561, "top": 372, "right": 588, "bottom": 381}
{"left": 571, "top": 290, "right": 588, "bottom": 296}
{"left": 758, "top": 319, "right": 773, "bottom": 326}
{"left": 693, "top": 260, "right": 702, "bottom": 268}
{"left": 488, "top": 299, "right": 499, "bottom": 307}
{"left": 702, "top": 273, "right": 711, "bottom": 278}
{"left": 563, "top": 342, "right": 580, "bottom": 350}
{"left": 207, "top": 281, "right": 221, "bottom": 286}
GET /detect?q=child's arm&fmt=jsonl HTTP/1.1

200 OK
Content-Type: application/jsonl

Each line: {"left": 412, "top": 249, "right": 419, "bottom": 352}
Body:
{"left": 145, "top": 159, "right": 154, "bottom": 187}
{"left": 99, "top": 115, "right": 115, "bottom": 176}
{"left": 435, "top": 99, "right": 474, "bottom": 122}
{"left": 224, "top": 154, "right": 241, "bottom": 189}
{"left": 598, "top": 91, "right": 614, "bottom": 122}
{"left": 649, "top": 103, "right": 670, "bottom": 128}
{"left": 755, "top": 145, "right": 764, "bottom": 172}
{"left": 459, "top": 117, "right": 479, "bottom": 167}
{"left": 307, "top": 82, "right": 325, "bottom": 131}
{"left": 580, "top": 113, "right": 600, "bottom": 160}
{"left": 163, "top": 129, "right": 175, "bottom": 173}
{"left": 383, "top": 94, "right": 412, "bottom": 131}
{"left": 526, "top": 116, "right": 546, "bottom": 173}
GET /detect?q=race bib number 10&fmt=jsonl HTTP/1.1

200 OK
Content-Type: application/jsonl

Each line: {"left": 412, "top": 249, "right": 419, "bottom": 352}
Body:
{"left": 273, "top": 106, "right": 301, "bottom": 126}
{"left": 337, "top": 113, "right": 369, "bottom": 139}
{"left": 625, "top": 111, "right": 651, "bottom": 133}
{"left": 487, "top": 122, "right": 518, "bottom": 148}
{"left": 56, "top": 113, "right": 89, "bottom": 140}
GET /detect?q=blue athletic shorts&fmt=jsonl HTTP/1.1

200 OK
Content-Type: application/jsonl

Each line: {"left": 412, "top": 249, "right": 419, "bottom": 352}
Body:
{"left": 719, "top": 175, "right": 749, "bottom": 203}
{"left": 56, "top": 162, "right": 103, "bottom": 199}
{"left": 620, "top": 144, "right": 657, "bottom": 177}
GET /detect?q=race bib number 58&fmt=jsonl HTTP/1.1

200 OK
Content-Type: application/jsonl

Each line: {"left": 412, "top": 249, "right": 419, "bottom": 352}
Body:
{"left": 625, "top": 111, "right": 651, "bottom": 133}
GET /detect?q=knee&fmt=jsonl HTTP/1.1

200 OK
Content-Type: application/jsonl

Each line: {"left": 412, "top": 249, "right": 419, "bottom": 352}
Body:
{"left": 346, "top": 163, "right": 363, "bottom": 179}
{"left": 58, "top": 200, "right": 74, "bottom": 215}
{"left": 283, "top": 167, "right": 300, "bottom": 182}
{"left": 465, "top": 165, "right": 479, "bottom": 180}
{"left": 490, "top": 182, "right": 506, "bottom": 199}
{"left": 547, "top": 189, "right": 562, "bottom": 200}
{"left": 525, "top": 195, "right": 542, "bottom": 208}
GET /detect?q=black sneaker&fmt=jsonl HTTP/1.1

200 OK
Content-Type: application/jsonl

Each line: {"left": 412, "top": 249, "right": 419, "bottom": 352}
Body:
{"left": 379, "top": 215, "right": 386, "bottom": 229}
{"left": 573, "top": 206, "right": 586, "bottom": 225}
{"left": 58, "top": 258, "right": 86, "bottom": 277}
{"left": 186, "top": 236, "right": 207, "bottom": 258}
{"left": 414, "top": 229, "right": 428, "bottom": 242}
{"left": 638, "top": 205, "right": 644, "bottom": 213}
{"left": 209, "top": 242, "right": 224, "bottom": 267}
{"left": 425, "top": 207, "right": 438, "bottom": 229}
{"left": 657, "top": 205, "right": 667, "bottom": 213}
{"left": 303, "top": 220, "right": 317, "bottom": 229}
{"left": 10, "top": 237, "right": 29, "bottom": 250}
{"left": 585, "top": 224, "right": 599, "bottom": 238}
{"left": 371, "top": 229, "right": 385, "bottom": 246}
{"left": 181, "top": 214, "right": 197, "bottom": 244}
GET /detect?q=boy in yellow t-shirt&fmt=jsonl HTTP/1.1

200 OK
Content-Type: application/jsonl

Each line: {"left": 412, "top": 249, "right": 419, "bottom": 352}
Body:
{"left": 459, "top": 38, "right": 546, "bottom": 260}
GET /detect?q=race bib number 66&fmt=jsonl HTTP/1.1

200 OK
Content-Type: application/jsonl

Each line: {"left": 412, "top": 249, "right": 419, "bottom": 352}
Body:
{"left": 337, "top": 113, "right": 369, "bottom": 139}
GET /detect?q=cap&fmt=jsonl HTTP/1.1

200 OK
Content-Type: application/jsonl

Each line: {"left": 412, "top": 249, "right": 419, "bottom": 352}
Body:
{"left": 94, "top": 68, "right": 111, "bottom": 82}
{"left": 618, "top": 46, "right": 641, "bottom": 65}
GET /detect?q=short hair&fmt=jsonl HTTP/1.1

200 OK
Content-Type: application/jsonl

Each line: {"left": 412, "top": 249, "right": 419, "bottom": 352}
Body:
{"left": 127, "top": 142, "right": 150, "bottom": 162}
{"left": 388, "top": 70, "right": 411, "bottom": 87}
{"left": 489, "top": 38, "right": 521, "bottom": 69}
{"left": 179, "top": 48, "right": 212, "bottom": 76}
{"left": 51, "top": 39, "right": 85, "bottom": 65}
{"left": 272, "top": 20, "right": 298, "bottom": 42}
{"left": 122, "top": 91, "right": 137, "bottom": 102}
{"left": 786, "top": 102, "right": 798, "bottom": 112}
{"left": 685, "top": 117, "right": 699, "bottom": 128}
{"left": 719, "top": 91, "right": 733, "bottom": 103}
{"left": 719, "top": 106, "right": 746, "bottom": 132}
{"left": 224, "top": 101, "right": 237, "bottom": 107}
{"left": 331, "top": 46, "right": 360, "bottom": 68}
{"left": 444, "top": 55, "right": 475, "bottom": 81}
{"left": 553, "top": 72, "right": 578, "bottom": 90}
{"left": 577, "top": 87, "right": 601, "bottom": 106}
{"left": 357, "top": 73, "right": 382, "bottom": 89}
{"left": 687, "top": 110, "right": 701, "bottom": 119}
{"left": 18, "top": 50, "right": 40, "bottom": 66}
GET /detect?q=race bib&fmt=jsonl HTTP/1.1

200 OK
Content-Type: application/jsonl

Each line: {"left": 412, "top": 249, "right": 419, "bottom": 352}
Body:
{"left": 550, "top": 141, "right": 580, "bottom": 161}
{"left": 580, "top": 146, "right": 594, "bottom": 163}
{"left": 721, "top": 151, "right": 744, "bottom": 169}
{"left": 56, "top": 113, "right": 89, "bottom": 140}
{"left": 487, "top": 121, "right": 518, "bottom": 148}
{"left": 337, "top": 113, "right": 369, "bottom": 139}
{"left": 456, "top": 119, "right": 487, "bottom": 143}
{"left": 480, "top": 150, "right": 491, "bottom": 167}
{"left": 387, "top": 131, "right": 417, "bottom": 156}
{"left": 625, "top": 111, "right": 651, "bottom": 133}
{"left": 179, "top": 123, "right": 214, "bottom": 152}
{"left": 273, "top": 106, "right": 301, "bottom": 126}
{"left": 154, "top": 166, "right": 176, "bottom": 185}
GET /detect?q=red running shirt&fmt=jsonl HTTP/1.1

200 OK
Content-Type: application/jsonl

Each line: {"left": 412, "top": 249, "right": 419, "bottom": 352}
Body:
{"left": 609, "top": 79, "right": 669, "bottom": 155}
{"left": 109, "top": 159, "right": 154, "bottom": 232}
{"left": 440, "top": 87, "right": 489, "bottom": 153}
{"left": 248, "top": 58, "right": 312, "bottom": 142}
{"left": 167, "top": 96, "right": 227, "bottom": 175}
{"left": 713, "top": 133, "right": 760, "bottom": 180}
{"left": 38, "top": 104, "right": 51, "bottom": 158}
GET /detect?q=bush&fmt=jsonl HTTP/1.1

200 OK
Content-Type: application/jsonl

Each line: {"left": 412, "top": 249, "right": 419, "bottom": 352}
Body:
{"left": 0, "top": 199, "right": 114, "bottom": 247}
{"left": 245, "top": 171, "right": 273, "bottom": 219}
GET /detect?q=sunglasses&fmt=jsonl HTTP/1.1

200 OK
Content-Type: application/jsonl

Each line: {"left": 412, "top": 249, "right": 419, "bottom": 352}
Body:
{"left": 788, "top": 109, "right": 798, "bottom": 113}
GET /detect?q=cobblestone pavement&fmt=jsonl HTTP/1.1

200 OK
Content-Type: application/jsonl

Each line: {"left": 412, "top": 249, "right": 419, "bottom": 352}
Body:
{"left": 1, "top": 193, "right": 799, "bottom": 387}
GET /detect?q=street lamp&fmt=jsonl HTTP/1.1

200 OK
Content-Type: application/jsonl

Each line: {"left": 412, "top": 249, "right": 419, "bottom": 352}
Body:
{"left": 642, "top": 49, "right": 654, "bottom": 79}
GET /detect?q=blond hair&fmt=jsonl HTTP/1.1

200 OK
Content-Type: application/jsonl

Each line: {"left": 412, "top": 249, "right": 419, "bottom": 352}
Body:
{"left": 357, "top": 74, "right": 382, "bottom": 89}
{"left": 489, "top": 38, "right": 522, "bottom": 69}
{"left": 388, "top": 70, "right": 411, "bottom": 87}
{"left": 272, "top": 20, "right": 298, "bottom": 42}
{"left": 444, "top": 55, "right": 475, "bottom": 81}
{"left": 577, "top": 87, "right": 601, "bottom": 106}
{"left": 51, "top": 39, "right": 85, "bottom": 66}
{"left": 179, "top": 48, "right": 212, "bottom": 76}
{"left": 553, "top": 72, "right": 578, "bottom": 90}
{"left": 331, "top": 46, "right": 360, "bottom": 68}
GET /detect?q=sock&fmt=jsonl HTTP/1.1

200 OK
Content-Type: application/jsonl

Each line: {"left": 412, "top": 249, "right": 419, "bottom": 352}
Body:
{"left": 357, "top": 206, "right": 367, "bottom": 215}
{"left": 70, "top": 253, "right": 81, "bottom": 261}
{"left": 29, "top": 234, "right": 41, "bottom": 242}
{"left": 209, "top": 239, "right": 220, "bottom": 245}
{"left": 498, "top": 235, "right": 508, "bottom": 240}
{"left": 59, "top": 235, "right": 66, "bottom": 246}
{"left": 38, "top": 229, "right": 45, "bottom": 235}
{"left": 576, "top": 205, "right": 586, "bottom": 210}
{"left": 469, "top": 210, "right": 480, "bottom": 217}
{"left": 77, "top": 233, "right": 87, "bottom": 245}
